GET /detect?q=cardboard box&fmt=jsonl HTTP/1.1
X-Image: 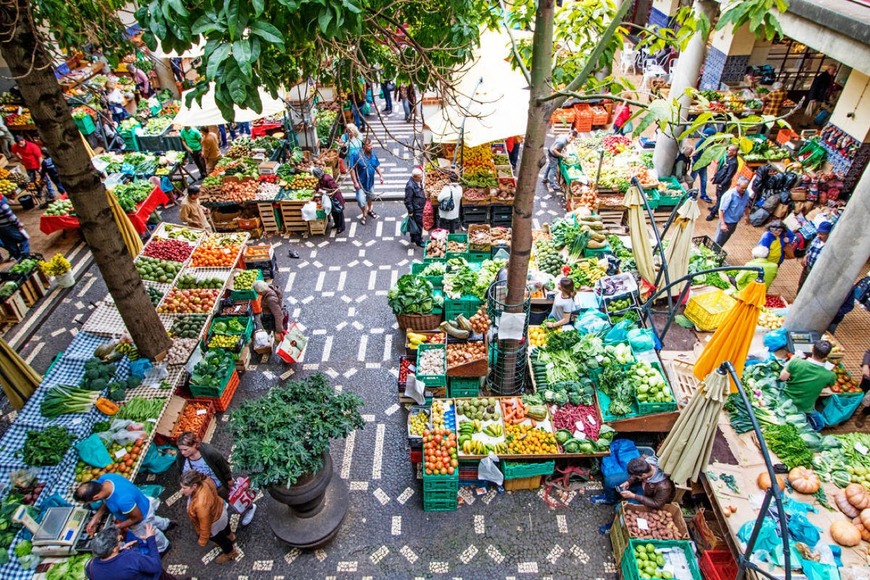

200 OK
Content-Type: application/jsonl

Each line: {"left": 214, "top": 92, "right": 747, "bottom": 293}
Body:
{"left": 155, "top": 395, "right": 186, "bottom": 440}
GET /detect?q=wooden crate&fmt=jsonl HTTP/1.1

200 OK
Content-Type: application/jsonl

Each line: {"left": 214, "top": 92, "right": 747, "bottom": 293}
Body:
{"left": 235, "top": 344, "right": 251, "bottom": 372}
{"left": 308, "top": 218, "right": 328, "bottom": 236}
{"left": 255, "top": 202, "right": 280, "bottom": 234}
{"left": 0, "top": 291, "right": 28, "bottom": 323}
{"left": 504, "top": 475, "right": 542, "bottom": 491}
{"left": 18, "top": 279, "right": 40, "bottom": 307}
{"left": 279, "top": 201, "right": 309, "bottom": 234}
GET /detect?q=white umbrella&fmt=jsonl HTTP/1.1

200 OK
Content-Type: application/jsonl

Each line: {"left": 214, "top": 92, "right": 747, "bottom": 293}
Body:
{"left": 662, "top": 198, "right": 701, "bottom": 295}
{"left": 172, "top": 83, "right": 286, "bottom": 127}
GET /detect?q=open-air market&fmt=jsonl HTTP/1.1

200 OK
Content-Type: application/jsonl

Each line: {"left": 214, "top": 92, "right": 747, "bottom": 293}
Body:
{"left": 0, "top": 0, "right": 867, "bottom": 578}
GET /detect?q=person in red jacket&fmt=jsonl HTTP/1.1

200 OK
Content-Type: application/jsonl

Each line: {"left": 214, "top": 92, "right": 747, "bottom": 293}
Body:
{"left": 11, "top": 135, "right": 42, "bottom": 182}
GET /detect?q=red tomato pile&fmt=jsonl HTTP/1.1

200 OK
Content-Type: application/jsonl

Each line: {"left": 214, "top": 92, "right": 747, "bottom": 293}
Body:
{"left": 143, "top": 239, "right": 194, "bottom": 262}
{"left": 423, "top": 428, "right": 458, "bottom": 476}
{"left": 765, "top": 295, "right": 787, "bottom": 309}
{"left": 259, "top": 174, "right": 278, "bottom": 183}
{"left": 399, "top": 357, "right": 411, "bottom": 384}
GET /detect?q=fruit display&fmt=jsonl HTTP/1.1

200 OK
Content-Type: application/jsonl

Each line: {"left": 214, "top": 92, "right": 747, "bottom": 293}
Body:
{"left": 146, "top": 285, "right": 164, "bottom": 306}
{"left": 226, "top": 140, "right": 253, "bottom": 159}
{"left": 425, "top": 238, "right": 446, "bottom": 259}
{"left": 171, "top": 402, "right": 213, "bottom": 439}
{"left": 283, "top": 173, "right": 319, "bottom": 190}
{"left": 208, "top": 335, "right": 239, "bottom": 349}
{"left": 758, "top": 309, "right": 783, "bottom": 330}
{"left": 602, "top": 134, "right": 632, "bottom": 155}
{"left": 157, "top": 288, "right": 220, "bottom": 313}
{"left": 457, "top": 397, "right": 502, "bottom": 422}
{"left": 569, "top": 183, "right": 599, "bottom": 210}
{"left": 191, "top": 244, "right": 241, "bottom": 268}
{"left": 406, "top": 331, "right": 445, "bottom": 350}
{"left": 431, "top": 399, "right": 448, "bottom": 430}
{"left": 504, "top": 423, "right": 558, "bottom": 454}
{"left": 0, "top": 179, "right": 16, "bottom": 196}
{"left": 134, "top": 256, "right": 183, "bottom": 283}
{"left": 233, "top": 270, "right": 259, "bottom": 290}
{"left": 458, "top": 414, "right": 507, "bottom": 456}
{"left": 447, "top": 240, "right": 466, "bottom": 253}
{"left": 142, "top": 238, "right": 194, "bottom": 262}
{"left": 446, "top": 341, "right": 486, "bottom": 368}
{"left": 569, "top": 259, "right": 607, "bottom": 288}
{"left": 174, "top": 273, "right": 224, "bottom": 289}
{"left": 190, "top": 349, "right": 235, "bottom": 389}
{"left": 628, "top": 544, "right": 676, "bottom": 580}
{"left": 409, "top": 408, "right": 429, "bottom": 437}
{"left": 165, "top": 338, "right": 199, "bottom": 365}
{"left": 832, "top": 363, "right": 861, "bottom": 393}
{"left": 529, "top": 326, "right": 548, "bottom": 348}
{"left": 422, "top": 427, "right": 458, "bottom": 476}
{"left": 219, "top": 180, "right": 258, "bottom": 203}
{"left": 469, "top": 306, "right": 491, "bottom": 334}
{"left": 163, "top": 224, "right": 202, "bottom": 241}
{"left": 764, "top": 295, "right": 787, "bottom": 309}
{"left": 74, "top": 426, "right": 147, "bottom": 482}
{"left": 533, "top": 239, "right": 565, "bottom": 276}
{"left": 44, "top": 199, "right": 74, "bottom": 217}
{"left": 168, "top": 314, "right": 209, "bottom": 339}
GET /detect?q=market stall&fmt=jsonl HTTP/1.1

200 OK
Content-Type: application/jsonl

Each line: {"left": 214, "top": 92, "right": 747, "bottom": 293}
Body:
{"left": 39, "top": 184, "right": 168, "bottom": 236}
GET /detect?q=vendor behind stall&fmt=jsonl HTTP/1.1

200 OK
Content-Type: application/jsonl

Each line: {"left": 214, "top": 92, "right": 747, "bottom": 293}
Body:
{"left": 545, "top": 277, "right": 577, "bottom": 330}
{"left": 618, "top": 456, "right": 676, "bottom": 509}
{"left": 779, "top": 340, "right": 836, "bottom": 431}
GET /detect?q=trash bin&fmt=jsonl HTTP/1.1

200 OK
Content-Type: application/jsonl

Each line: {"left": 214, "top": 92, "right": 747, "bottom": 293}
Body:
{"left": 18, "top": 194, "right": 35, "bottom": 210}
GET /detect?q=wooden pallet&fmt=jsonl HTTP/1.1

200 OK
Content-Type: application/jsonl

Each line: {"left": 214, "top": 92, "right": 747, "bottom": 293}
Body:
{"left": 0, "top": 291, "right": 28, "bottom": 323}
{"left": 308, "top": 219, "right": 328, "bottom": 236}
{"left": 255, "top": 202, "right": 280, "bottom": 234}
{"left": 278, "top": 201, "right": 309, "bottom": 234}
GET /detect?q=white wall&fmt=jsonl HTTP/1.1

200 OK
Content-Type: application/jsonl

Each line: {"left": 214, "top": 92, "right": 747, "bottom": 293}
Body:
{"left": 711, "top": 23, "right": 756, "bottom": 56}
{"left": 829, "top": 69, "right": 870, "bottom": 142}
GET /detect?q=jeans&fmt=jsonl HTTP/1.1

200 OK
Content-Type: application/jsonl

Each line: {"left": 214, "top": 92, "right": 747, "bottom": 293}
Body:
{"left": 708, "top": 183, "right": 729, "bottom": 215}
{"left": 128, "top": 498, "right": 170, "bottom": 553}
{"left": 807, "top": 410, "right": 825, "bottom": 431}
{"left": 544, "top": 155, "right": 560, "bottom": 187}
{"left": 218, "top": 125, "right": 228, "bottom": 147}
{"left": 440, "top": 217, "right": 460, "bottom": 233}
{"left": 692, "top": 166, "right": 708, "bottom": 199}
{"left": 714, "top": 221, "right": 738, "bottom": 247}
{"left": 351, "top": 103, "right": 365, "bottom": 131}
{"left": 0, "top": 225, "right": 29, "bottom": 259}
{"left": 508, "top": 145, "right": 520, "bottom": 169}
{"left": 401, "top": 98, "right": 411, "bottom": 121}
{"left": 237, "top": 122, "right": 251, "bottom": 136}
{"left": 381, "top": 83, "right": 393, "bottom": 112}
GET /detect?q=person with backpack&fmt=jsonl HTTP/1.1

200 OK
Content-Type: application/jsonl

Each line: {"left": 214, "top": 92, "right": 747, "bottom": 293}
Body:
{"left": 436, "top": 171, "right": 462, "bottom": 233}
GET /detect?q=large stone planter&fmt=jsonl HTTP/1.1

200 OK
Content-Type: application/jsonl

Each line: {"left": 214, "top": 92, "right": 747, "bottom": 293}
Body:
{"left": 265, "top": 452, "right": 349, "bottom": 549}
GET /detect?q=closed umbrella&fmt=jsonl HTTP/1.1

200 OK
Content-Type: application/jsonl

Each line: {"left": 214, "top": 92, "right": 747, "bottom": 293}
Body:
{"left": 657, "top": 370, "right": 729, "bottom": 483}
{"left": 106, "top": 190, "right": 143, "bottom": 257}
{"left": 693, "top": 280, "right": 766, "bottom": 388}
{"left": 0, "top": 337, "right": 41, "bottom": 409}
{"left": 624, "top": 185, "right": 656, "bottom": 285}
{"left": 662, "top": 199, "right": 701, "bottom": 296}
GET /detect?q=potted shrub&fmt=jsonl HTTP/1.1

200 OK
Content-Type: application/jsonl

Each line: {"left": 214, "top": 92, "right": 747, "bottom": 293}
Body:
{"left": 39, "top": 254, "right": 74, "bottom": 288}
{"left": 230, "top": 373, "right": 364, "bottom": 549}
{"left": 388, "top": 274, "right": 443, "bottom": 331}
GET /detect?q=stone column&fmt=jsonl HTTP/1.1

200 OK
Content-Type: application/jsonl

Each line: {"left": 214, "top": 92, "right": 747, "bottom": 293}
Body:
{"left": 785, "top": 169, "right": 870, "bottom": 331}
{"left": 652, "top": 0, "right": 717, "bottom": 177}
{"left": 153, "top": 58, "right": 180, "bottom": 98}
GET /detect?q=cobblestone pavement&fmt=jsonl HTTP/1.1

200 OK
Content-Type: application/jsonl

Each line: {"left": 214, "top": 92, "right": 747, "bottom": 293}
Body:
{"left": 6, "top": 112, "right": 619, "bottom": 579}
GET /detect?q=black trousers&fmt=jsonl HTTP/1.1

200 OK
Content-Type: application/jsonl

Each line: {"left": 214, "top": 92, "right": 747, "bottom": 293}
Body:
{"left": 211, "top": 521, "right": 234, "bottom": 554}
{"left": 331, "top": 207, "right": 345, "bottom": 232}
{"left": 440, "top": 217, "right": 460, "bottom": 233}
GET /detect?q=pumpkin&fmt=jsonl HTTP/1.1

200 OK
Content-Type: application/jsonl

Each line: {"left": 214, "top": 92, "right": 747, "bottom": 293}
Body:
{"left": 837, "top": 492, "right": 861, "bottom": 518}
{"left": 845, "top": 484, "right": 870, "bottom": 510}
{"left": 788, "top": 467, "right": 821, "bottom": 495}
{"left": 830, "top": 520, "right": 862, "bottom": 547}
{"left": 853, "top": 519, "right": 870, "bottom": 543}
{"left": 757, "top": 472, "right": 785, "bottom": 492}
{"left": 861, "top": 509, "right": 870, "bottom": 530}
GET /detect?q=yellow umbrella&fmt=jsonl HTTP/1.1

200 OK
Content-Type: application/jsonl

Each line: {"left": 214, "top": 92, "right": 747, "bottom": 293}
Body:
{"left": 106, "top": 190, "right": 143, "bottom": 257}
{"left": 624, "top": 185, "right": 656, "bottom": 285}
{"left": 693, "top": 280, "right": 766, "bottom": 389}
{"left": 0, "top": 338, "right": 41, "bottom": 409}
{"left": 662, "top": 199, "right": 701, "bottom": 296}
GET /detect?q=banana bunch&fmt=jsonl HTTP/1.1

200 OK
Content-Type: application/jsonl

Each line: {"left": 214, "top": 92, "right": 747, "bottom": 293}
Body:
{"left": 440, "top": 315, "right": 473, "bottom": 339}
{"left": 483, "top": 423, "right": 503, "bottom": 437}
{"left": 114, "top": 341, "right": 139, "bottom": 361}
{"left": 458, "top": 420, "right": 480, "bottom": 436}
{"left": 576, "top": 260, "right": 606, "bottom": 283}
{"left": 460, "top": 439, "right": 508, "bottom": 455}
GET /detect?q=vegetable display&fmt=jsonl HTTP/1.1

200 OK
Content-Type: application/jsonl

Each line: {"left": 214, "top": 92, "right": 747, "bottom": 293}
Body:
{"left": 157, "top": 288, "right": 220, "bottom": 313}
{"left": 190, "top": 350, "right": 235, "bottom": 389}
{"left": 423, "top": 427, "right": 458, "bottom": 476}
{"left": 41, "top": 385, "right": 101, "bottom": 418}
{"left": 135, "top": 256, "right": 183, "bottom": 283}
{"left": 22, "top": 426, "right": 74, "bottom": 466}
{"left": 388, "top": 275, "right": 440, "bottom": 315}
{"left": 623, "top": 508, "right": 685, "bottom": 540}
{"left": 172, "top": 402, "right": 213, "bottom": 438}
{"left": 112, "top": 181, "right": 154, "bottom": 212}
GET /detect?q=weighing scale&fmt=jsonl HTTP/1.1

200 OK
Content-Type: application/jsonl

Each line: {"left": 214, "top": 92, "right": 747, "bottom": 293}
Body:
{"left": 786, "top": 330, "right": 821, "bottom": 355}
{"left": 13, "top": 505, "right": 93, "bottom": 557}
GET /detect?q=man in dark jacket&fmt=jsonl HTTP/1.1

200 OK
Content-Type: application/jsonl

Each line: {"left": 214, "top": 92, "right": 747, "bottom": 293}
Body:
{"left": 706, "top": 144, "right": 739, "bottom": 220}
{"left": 404, "top": 167, "right": 426, "bottom": 247}
{"left": 806, "top": 64, "right": 837, "bottom": 118}
{"left": 618, "top": 456, "right": 676, "bottom": 509}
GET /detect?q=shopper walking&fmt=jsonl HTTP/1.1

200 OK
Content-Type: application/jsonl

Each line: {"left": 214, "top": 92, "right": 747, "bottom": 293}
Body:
{"left": 805, "top": 64, "right": 837, "bottom": 118}
{"left": 380, "top": 79, "right": 394, "bottom": 114}
{"left": 543, "top": 129, "right": 577, "bottom": 193}
{"left": 253, "top": 280, "right": 288, "bottom": 342}
{"left": 797, "top": 221, "right": 832, "bottom": 292}
{"left": 436, "top": 171, "right": 463, "bottom": 233}
{"left": 39, "top": 148, "right": 65, "bottom": 200}
{"left": 506, "top": 136, "right": 522, "bottom": 169}
{"left": 404, "top": 167, "right": 426, "bottom": 247}
{"left": 396, "top": 85, "right": 412, "bottom": 122}
{"left": 74, "top": 475, "right": 173, "bottom": 553}
{"left": 201, "top": 127, "right": 221, "bottom": 175}
{"left": 180, "top": 126, "right": 207, "bottom": 178}
{"left": 349, "top": 138, "right": 383, "bottom": 225}
{"left": 178, "top": 186, "right": 212, "bottom": 232}
{"left": 0, "top": 195, "right": 29, "bottom": 260}
{"left": 85, "top": 524, "right": 173, "bottom": 580}
{"left": 312, "top": 167, "right": 345, "bottom": 234}
{"left": 757, "top": 220, "right": 794, "bottom": 266}
{"left": 706, "top": 144, "right": 739, "bottom": 220}
{"left": 180, "top": 470, "right": 239, "bottom": 565}
{"left": 11, "top": 135, "right": 42, "bottom": 183}
{"left": 713, "top": 176, "right": 751, "bottom": 248}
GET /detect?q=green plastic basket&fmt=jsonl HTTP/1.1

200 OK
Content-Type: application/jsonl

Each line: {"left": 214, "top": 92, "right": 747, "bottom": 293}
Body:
{"left": 230, "top": 270, "right": 264, "bottom": 301}
{"left": 634, "top": 361, "right": 677, "bottom": 415}
{"left": 189, "top": 360, "right": 236, "bottom": 398}
{"left": 501, "top": 460, "right": 556, "bottom": 480}
{"left": 657, "top": 176, "right": 686, "bottom": 207}
{"left": 423, "top": 488, "right": 458, "bottom": 512}
{"left": 410, "top": 261, "right": 444, "bottom": 288}
{"left": 444, "top": 296, "right": 483, "bottom": 321}
{"left": 74, "top": 115, "right": 96, "bottom": 136}
{"left": 416, "top": 343, "right": 446, "bottom": 387}
{"left": 449, "top": 377, "right": 481, "bottom": 398}
{"left": 597, "top": 388, "right": 639, "bottom": 422}
{"left": 422, "top": 241, "right": 447, "bottom": 262}
{"left": 621, "top": 540, "right": 701, "bottom": 580}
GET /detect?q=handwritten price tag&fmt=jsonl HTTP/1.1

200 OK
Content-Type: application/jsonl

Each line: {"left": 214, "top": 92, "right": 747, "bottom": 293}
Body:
{"left": 196, "top": 409, "right": 207, "bottom": 416}
{"left": 114, "top": 449, "right": 128, "bottom": 459}
{"left": 637, "top": 518, "right": 649, "bottom": 531}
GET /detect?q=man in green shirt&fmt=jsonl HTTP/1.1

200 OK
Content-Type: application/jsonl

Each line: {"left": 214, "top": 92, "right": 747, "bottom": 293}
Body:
{"left": 179, "top": 126, "right": 206, "bottom": 178}
{"left": 779, "top": 340, "right": 836, "bottom": 431}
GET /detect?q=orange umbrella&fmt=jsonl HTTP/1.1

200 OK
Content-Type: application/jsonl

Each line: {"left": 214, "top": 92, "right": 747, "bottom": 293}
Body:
{"left": 693, "top": 279, "right": 766, "bottom": 390}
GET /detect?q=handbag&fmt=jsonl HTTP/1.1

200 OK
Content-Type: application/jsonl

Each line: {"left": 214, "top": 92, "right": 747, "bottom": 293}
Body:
{"left": 338, "top": 143, "right": 349, "bottom": 159}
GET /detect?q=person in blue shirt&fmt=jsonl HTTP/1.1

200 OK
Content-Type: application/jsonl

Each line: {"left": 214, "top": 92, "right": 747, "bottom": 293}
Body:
{"left": 757, "top": 220, "right": 794, "bottom": 265}
{"left": 85, "top": 524, "right": 170, "bottom": 580}
{"left": 75, "top": 474, "right": 173, "bottom": 553}
{"left": 713, "top": 176, "right": 751, "bottom": 247}
{"left": 348, "top": 138, "right": 383, "bottom": 225}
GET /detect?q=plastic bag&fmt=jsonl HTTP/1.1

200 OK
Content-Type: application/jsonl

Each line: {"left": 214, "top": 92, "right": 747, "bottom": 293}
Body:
{"left": 141, "top": 363, "right": 168, "bottom": 388}
{"left": 252, "top": 329, "right": 273, "bottom": 351}
{"left": 137, "top": 484, "right": 164, "bottom": 499}
{"left": 574, "top": 309, "right": 609, "bottom": 336}
{"left": 802, "top": 560, "right": 840, "bottom": 580}
{"left": 788, "top": 512, "right": 820, "bottom": 547}
{"left": 763, "top": 327, "right": 788, "bottom": 351}
{"left": 321, "top": 194, "right": 332, "bottom": 214}
{"left": 400, "top": 215, "right": 410, "bottom": 235}
{"left": 75, "top": 434, "right": 112, "bottom": 468}
{"left": 140, "top": 444, "right": 177, "bottom": 475}
{"left": 301, "top": 201, "right": 318, "bottom": 221}
{"left": 97, "top": 419, "right": 147, "bottom": 446}
{"left": 478, "top": 452, "right": 504, "bottom": 485}
{"left": 821, "top": 394, "right": 864, "bottom": 427}
{"left": 129, "top": 358, "right": 152, "bottom": 380}
{"left": 403, "top": 374, "right": 425, "bottom": 405}
{"left": 605, "top": 320, "right": 637, "bottom": 345}
{"left": 627, "top": 328, "right": 656, "bottom": 353}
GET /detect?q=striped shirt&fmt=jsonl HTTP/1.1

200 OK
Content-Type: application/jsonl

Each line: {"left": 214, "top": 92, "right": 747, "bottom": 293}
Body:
{"left": 0, "top": 196, "right": 20, "bottom": 228}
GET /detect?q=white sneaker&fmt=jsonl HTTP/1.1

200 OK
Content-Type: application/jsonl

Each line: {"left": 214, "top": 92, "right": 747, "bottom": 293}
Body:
{"left": 240, "top": 503, "right": 257, "bottom": 526}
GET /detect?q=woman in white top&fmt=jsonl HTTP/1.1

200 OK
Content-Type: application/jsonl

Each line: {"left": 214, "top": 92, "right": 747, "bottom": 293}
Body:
{"left": 436, "top": 171, "right": 463, "bottom": 232}
{"left": 546, "top": 277, "right": 577, "bottom": 329}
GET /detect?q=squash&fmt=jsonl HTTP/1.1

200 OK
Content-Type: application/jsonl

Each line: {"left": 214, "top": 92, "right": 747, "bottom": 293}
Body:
{"left": 788, "top": 467, "right": 821, "bottom": 495}
{"left": 853, "top": 518, "right": 870, "bottom": 543}
{"left": 95, "top": 397, "right": 119, "bottom": 416}
{"left": 830, "top": 520, "right": 862, "bottom": 547}
{"left": 836, "top": 492, "right": 861, "bottom": 519}
{"left": 845, "top": 484, "right": 870, "bottom": 510}
{"left": 860, "top": 509, "right": 870, "bottom": 530}
{"left": 757, "top": 472, "right": 785, "bottom": 492}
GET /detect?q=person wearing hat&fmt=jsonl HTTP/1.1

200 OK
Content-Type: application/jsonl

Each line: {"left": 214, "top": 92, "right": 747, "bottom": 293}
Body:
{"left": 179, "top": 186, "right": 212, "bottom": 232}
{"left": 735, "top": 246, "right": 779, "bottom": 291}
{"left": 757, "top": 220, "right": 794, "bottom": 266}
{"left": 404, "top": 167, "right": 426, "bottom": 247}
{"left": 797, "top": 221, "right": 831, "bottom": 292}
{"left": 312, "top": 167, "right": 346, "bottom": 234}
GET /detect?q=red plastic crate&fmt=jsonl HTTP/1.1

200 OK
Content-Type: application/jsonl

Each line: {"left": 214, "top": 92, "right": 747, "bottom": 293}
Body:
{"left": 776, "top": 128, "right": 799, "bottom": 145}
{"left": 189, "top": 370, "right": 240, "bottom": 412}
{"left": 699, "top": 550, "right": 737, "bottom": 580}
{"left": 410, "top": 449, "right": 422, "bottom": 464}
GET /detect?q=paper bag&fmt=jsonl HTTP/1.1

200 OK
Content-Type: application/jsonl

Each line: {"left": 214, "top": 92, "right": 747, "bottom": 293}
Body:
{"left": 276, "top": 323, "right": 308, "bottom": 364}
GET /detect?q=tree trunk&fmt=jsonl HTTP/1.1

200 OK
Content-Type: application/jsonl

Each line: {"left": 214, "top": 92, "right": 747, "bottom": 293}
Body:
{"left": 0, "top": 0, "right": 171, "bottom": 359}
{"left": 506, "top": 0, "right": 556, "bottom": 309}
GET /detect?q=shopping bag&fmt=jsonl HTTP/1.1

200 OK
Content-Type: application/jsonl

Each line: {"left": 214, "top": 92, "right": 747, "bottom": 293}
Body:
{"left": 401, "top": 215, "right": 410, "bottom": 235}
{"left": 75, "top": 434, "right": 112, "bottom": 468}
{"left": 228, "top": 477, "right": 257, "bottom": 513}
{"left": 140, "top": 444, "right": 177, "bottom": 474}
{"left": 301, "top": 201, "right": 318, "bottom": 221}
{"left": 478, "top": 452, "right": 504, "bottom": 485}
{"left": 276, "top": 323, "right": 308, "bottom": 364}
{"left": 252, "top": 329, "right": 273, "bottom": 355}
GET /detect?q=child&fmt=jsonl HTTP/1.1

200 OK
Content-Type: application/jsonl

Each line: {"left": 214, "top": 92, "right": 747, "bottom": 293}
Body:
{"left": 39, "top": 148, "right": 65, "bottom": 201}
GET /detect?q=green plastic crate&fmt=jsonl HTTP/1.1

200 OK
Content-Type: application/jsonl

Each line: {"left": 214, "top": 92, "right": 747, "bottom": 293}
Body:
{"left": 634, "top": 361, "right": 677, "bottom": 416}
{"left": 621, "top": 540, "right": 701, "bottom": 580}
{"left": 422, "top": 241, "right": 447, "bottom": 262}
{"left": 501, "top": 460, "right": 556, "bottom": 480}
{"left": 423, "top": 489, "right": 458, "bottom": 512}
{"left": 416, "top": 343, "right": 446, "bottom": 387}
{"left": 447, "top": 233, "right": 468, "bottom": 244}
{"left": 189, "top": 359, "right": 236, "bottom": 398}
{"left": 410, "top": 261, "right": 444, "bottom": 288}
{"left": 446, "top": 233, "right": 469, "bottom": 259}
{"left": 230, "top": 270, "right": 264, "bottom": 301}
{"left": 657, "top": 176, "right": 686, "bottom": 207}
{"left": 444, "top": 296, "right": 483, "bottom": 321}
{"left": 468, "top": 251, "right": 490, "bottom": 263}
{"left": 74, "top": 115, "right": 96, "bottom": 136}
{"left": 597, "top": 388, "right": 639, "bottom": 422}
{"left": 642, "top": 187, "right": 660, "bottom": 209}
{"left": 449, "top": 377, "right": 481, "bottom": 398}
{"left": 121, "top": 131, "right": 139, "bottom": 151}
{"left": 583, "top": 243, "right": 612, "bottom": 258}
{"left": 208, "top": 316, "right": 254, "bottom": 340}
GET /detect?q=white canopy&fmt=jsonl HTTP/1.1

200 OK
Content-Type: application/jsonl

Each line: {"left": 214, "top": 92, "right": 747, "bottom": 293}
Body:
{"left": 428, "top": 31, "right": 530, "bottom": 147}
{"left": 149, "top": 37, "right": 206, "bottom": 59}
{"left": 172, "top": 83, "right": 287, "bottom": 127}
